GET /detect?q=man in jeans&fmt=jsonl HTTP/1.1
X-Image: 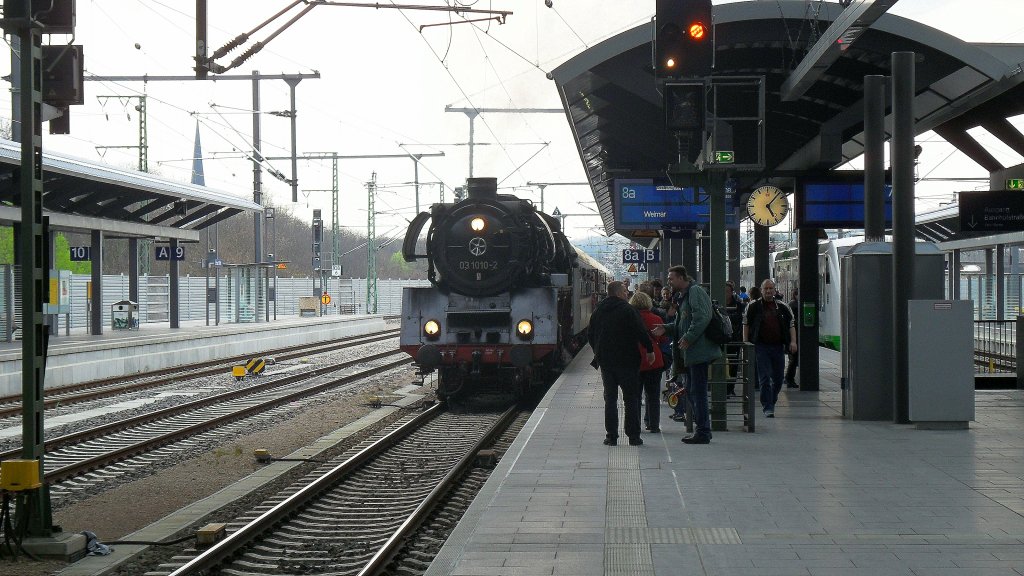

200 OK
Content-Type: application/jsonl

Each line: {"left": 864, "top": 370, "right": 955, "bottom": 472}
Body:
{"left": 742, "top": 279, "right": 797, "bottom": 418}
{"left": 652, "top": 266, "right": 720, "bottom": 444}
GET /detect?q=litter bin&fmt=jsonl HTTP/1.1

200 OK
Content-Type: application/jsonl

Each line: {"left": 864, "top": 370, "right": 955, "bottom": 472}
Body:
{"left": 111, "top": 300, "right": 138, "bottom": 330}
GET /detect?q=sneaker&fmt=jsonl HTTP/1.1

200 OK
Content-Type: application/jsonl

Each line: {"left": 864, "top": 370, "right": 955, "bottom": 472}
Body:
{"left": 786, "top": 380, "right": 799, "bottom": 389}
{"left": 764, "top": 408, "right": 775, "bottom": 418}
{"left": 681, "top": 435, "right": 710, "bottom": 444}
{"left": 628, "top": 437, "right": 643, "bottom": 446}
{"left": 647, "top": 428, "right": 661, "bottom": 433}
{"left": 603, "top": 437, "right": 617, "bottom": 446}
{"left": 670, "top": 413, "right": 686, "bottom": 422}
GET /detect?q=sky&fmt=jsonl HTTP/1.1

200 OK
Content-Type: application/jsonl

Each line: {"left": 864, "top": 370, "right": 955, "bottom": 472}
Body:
{"left": 4, "top": 0, "right": 1024, "bottom": 256}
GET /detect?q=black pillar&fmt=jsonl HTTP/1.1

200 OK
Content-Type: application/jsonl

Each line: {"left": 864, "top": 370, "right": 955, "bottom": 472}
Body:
{"left": 699, "top": 235, "right": 710, "bottom": 286}
{"left": 170, "top": 238, "right": 180, "bottom": 329}
{"left": 90, "top": 230, "right": 103, "bottom": 335}
{"left": 128, "top": 238, "right": 139, "bottom": 303}
{"left": 682, "top": 238, "right": 697, "bottom": 280}
{"left": 864, "top": 75, "right": 887, "bottom": 241}
{"left": 798, "top": 228, "right": 820, "bottom": 391}
{"left": 891, "top": 51, "right": 915, "bottom": 424}
{"left": 997, "top": 244, "right": 1005, "bottom": 321}
{"left": 728, "top": 219, "right": 740, "bottom": 284}
{"left": 754, "top": 224, "right": 770, "bottom": 289}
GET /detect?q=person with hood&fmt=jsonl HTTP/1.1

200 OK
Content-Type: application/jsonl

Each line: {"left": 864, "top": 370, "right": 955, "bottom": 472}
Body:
{"left": 588, "top": 281, "right": 656, "bottom": 446}
{"left": 652, "top": 265, "right": 721, "bottom": 444}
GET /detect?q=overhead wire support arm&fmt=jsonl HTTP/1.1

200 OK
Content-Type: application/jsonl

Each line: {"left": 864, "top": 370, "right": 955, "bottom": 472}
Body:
{"left": 199, "top": 1, "right": 513, "bottom": 75}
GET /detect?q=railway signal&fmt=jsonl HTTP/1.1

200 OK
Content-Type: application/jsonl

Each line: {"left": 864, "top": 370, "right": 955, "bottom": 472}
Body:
{"left": 655, "top": 0, "right": 714, "bottom": 78}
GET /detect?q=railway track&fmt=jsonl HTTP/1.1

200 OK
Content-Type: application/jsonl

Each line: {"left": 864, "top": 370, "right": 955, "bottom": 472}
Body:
{"left": 154, "top": 403, "right": 519, "bottom": 576}
{"left": 0, "top": 352, "right": 411, "bottom": 500}
{"left": 0, "top": 328, "right": 400, "bottom": 421}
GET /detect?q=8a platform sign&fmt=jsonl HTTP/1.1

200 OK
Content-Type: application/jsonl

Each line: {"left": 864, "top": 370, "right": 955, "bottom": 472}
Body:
{"left": 621, "top": 249, "right": 660, "bottom": 264}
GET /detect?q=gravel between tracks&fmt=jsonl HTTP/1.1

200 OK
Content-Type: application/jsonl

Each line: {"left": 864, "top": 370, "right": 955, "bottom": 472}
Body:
{"left": 10, "top": 365, "right": 430, "bottom": 576}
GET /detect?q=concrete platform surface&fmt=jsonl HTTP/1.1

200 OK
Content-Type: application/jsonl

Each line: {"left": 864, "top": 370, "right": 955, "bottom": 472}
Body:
{"left": 427, "top": 348, "right": 1024, "bottom": 576}
{"left": 0, "top": 314, "right": 396, "bottom": 395}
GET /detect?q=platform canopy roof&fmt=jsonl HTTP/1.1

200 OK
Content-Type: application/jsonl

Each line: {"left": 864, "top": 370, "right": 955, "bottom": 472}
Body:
{"left": 0, "top": 138, "right": 261, "bottom": 240}
{"left": 551, "top": 0, "right": 1024, "bottom": 237}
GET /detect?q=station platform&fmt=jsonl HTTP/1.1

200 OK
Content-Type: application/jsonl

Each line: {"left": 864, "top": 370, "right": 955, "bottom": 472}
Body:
{"left": 427, "top": 348, "right": 1024, "bottom": 576}
{"left": 0, "top": 315, "right": 395, "bottom": 396}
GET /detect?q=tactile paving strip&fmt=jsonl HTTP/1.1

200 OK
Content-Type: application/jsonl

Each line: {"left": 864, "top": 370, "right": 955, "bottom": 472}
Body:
{"left": 606, "top": 527, "right": 742, "bottom": 544}
{"left": 605, "top": 449, "right": 654, "bottom": 575}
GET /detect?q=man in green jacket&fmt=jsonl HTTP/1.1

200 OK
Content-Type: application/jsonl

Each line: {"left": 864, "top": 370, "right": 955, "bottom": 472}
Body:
{"left": 652, "top": 265, "right": 721, "bottom": 444}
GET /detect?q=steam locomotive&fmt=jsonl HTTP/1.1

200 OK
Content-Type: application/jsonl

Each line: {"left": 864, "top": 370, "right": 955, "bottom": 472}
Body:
{"left": 400, "top": 177, "right": 609, "bottom": 400}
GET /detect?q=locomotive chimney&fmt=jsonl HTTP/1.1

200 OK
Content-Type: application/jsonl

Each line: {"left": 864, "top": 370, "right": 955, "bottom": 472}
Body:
{"left": 466, "top": 177, "right": 498, "bottom": 200}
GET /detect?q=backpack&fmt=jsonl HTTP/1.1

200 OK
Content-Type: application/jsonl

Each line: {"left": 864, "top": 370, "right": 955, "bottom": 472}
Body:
{"left": 703, "top": 303, "right": 734, "bottom": 345}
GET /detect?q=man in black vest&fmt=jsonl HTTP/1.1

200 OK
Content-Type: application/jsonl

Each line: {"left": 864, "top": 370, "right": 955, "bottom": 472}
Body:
{"left": 742, "top": 279, "right": 797, "bottom": 418}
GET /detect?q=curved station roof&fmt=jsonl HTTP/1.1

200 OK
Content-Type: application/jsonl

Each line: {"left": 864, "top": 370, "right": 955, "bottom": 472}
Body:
{"left": 0, "top": 138, "right": 261, "bottom": 240}
{"left": 551, "top": 1, "right": 1024, "bottom": 237}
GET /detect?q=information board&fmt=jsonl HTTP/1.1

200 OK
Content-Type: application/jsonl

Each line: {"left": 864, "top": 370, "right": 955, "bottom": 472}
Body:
{"left": 796, "top": 181, "right": 893, "bottom": 229}
{"left": 958, "top": 190, "right": 1024, "bottom": 233}
{"left": 614, "top": 179, "right": 737, "bottom": 230}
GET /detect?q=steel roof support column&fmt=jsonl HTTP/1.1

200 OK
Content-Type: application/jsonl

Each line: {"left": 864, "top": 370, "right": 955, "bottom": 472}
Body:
{"left": 950, "top": 249, "right": 961, "bottom": 300}
{"left": 997, "top": 244, "right": 1005, "bottom": 321}
{"left": 709, "top": 174, "right": 726, "bottom": 305}
{"left": 682, "top": 238, "right": 697, "bottom": 283}
{"left": 753, "top": 224, "right": 769, "bottom": 289}
{"left": 699, "top": 235, "right": 710, "bottom": 286}
{"left": 90, "top": 231, "right": 103, "bottom": 336}
{"left": 170, "top": 238, "right": 180, "bottom": 329}
{"left": 728, "top": 212, "right": 740, "bottom": 285}
{"left": 798, "top": 228, "right": 820, "bottom": 391}
{"left": 129, "top": 238, "right": 139, "bottom": 304}
{"left": 891, "top": 52, "right": 916, "bottom": 425}
{"left": 864, "top": 75, "right": 887, "bottom": 242}
{"left": 985, "top": 248, "right": 994, "bottom": 318}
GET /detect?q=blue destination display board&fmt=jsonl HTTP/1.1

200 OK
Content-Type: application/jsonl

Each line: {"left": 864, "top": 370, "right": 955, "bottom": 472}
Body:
{"left": 797, "top": 181, "right": 893, "bottom": 229}
{"left": 614, "top": 179, "right": 737, "bottom": 230}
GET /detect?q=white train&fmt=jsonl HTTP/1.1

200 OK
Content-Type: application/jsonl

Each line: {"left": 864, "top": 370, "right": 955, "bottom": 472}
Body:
{"left": 739, "top": 236, "right": 868, "bottom": 350}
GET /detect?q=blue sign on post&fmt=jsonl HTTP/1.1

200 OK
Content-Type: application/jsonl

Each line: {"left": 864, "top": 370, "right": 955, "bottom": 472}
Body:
{"left": 155, "top": 246, "right": 185, "bottom": 261}
{"left": 614, "top": 179, "right": 737, "bottom": 230}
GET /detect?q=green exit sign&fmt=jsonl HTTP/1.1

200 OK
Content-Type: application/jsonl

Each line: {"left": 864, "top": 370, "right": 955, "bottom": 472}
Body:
{"left": 1008, "top": 178, "right": 1024, "bottom": 190}
{"left": 715, "top": 151, "right": 735, "bottom": 164}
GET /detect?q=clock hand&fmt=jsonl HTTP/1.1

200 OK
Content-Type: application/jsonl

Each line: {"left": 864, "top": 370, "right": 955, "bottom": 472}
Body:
{"left": 767, "top": 203, "right": 776, "bottom": 218}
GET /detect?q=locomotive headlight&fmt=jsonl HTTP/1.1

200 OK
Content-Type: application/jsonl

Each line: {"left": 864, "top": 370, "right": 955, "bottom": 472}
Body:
{"left": 470, "top": 217, "right": 486, "bottom": 232}
{"left": 516, "top": 319, "right": 534, "bottom": 339}
{"left": 423, "top": 319, "right": 441, "bottom": 338}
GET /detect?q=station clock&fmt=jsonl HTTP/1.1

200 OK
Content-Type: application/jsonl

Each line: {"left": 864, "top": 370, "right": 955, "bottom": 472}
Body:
{"left": 746, "top": 185, "right": 789, "bottom": 227}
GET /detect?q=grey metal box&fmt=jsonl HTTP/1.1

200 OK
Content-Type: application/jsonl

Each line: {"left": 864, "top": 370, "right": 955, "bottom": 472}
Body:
{"left": 908, "top": 300, "right": 974, "bottom": 428}
{"left": 841, "top": 242, "right": 945, "bottom": 420}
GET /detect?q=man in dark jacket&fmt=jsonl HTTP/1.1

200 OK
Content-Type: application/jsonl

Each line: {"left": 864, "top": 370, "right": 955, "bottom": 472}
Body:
{"left": 589, "top": 281, "right": 655, "bottom": 446}
{"left": 742, "top": 279, "right": 797, "bottom": 418}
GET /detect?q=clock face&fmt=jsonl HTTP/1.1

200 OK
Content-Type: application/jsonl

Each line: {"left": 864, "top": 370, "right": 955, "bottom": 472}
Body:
{"left": 746, "top": 185, "right": 789, "bottom": 227}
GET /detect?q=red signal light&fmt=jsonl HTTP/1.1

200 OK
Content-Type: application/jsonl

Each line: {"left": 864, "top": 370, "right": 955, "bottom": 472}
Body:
{"left": 689, "top": 22, "right": 707, "bottom": 40}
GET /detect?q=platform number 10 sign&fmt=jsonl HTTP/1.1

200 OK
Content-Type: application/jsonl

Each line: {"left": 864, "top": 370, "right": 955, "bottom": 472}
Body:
{"left": 69, "top": 246, "right": 91, "bottom": 261}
